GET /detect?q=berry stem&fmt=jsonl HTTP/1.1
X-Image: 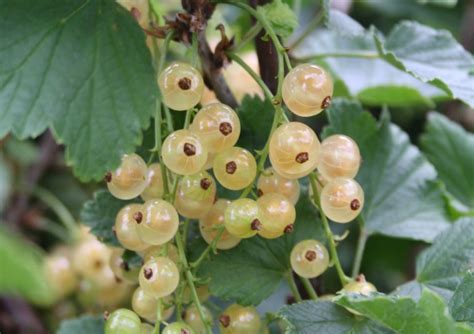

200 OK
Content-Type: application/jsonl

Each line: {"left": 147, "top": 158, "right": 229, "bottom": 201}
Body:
{"left": 309, "top": 173, "right": 350, "bottom": 286}
{"left": 286, "top": 272, "right": 302, "bottom": 302}
{"left": 351, "top": 216, "right": 368, "bottom": 278}
{"left": 175, "top": 230, "right": 213, "bottom": 334}
{"left": 231, "top": 22, "right": 263, "bottom": 52}
{"left": 190, "top": 226, "right": 226, "bottom": 269}
{"left": 152, "top": 298, "right": 162, "bottom": 334}
{"left": 300, "top": 277, "right": 318, "bottom": 300}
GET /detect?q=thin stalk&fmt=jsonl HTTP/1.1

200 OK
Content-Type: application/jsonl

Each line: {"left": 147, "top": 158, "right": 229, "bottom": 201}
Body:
{"left": 351, "top": 216, "right": 368, "bottom": 278}
{"left": 286, "top": 273, "right": 302, "bottom": 302}
{"left": 183, "top": 109, "right": 193, "bottom": 129}
{"left": 152, "top": 298, "right": 162, "bottom": 334}
{"left": 309, "top": 173, "right": 349, "bottom": 286}
{"left": 175, "top": 231, "right": 213, "bottom": 334}
{"left": 232, "top": 22, "right": 263, "bottom": 51}
{"left": 182, "top": 219, "right": 190, "bottom": 252}
{"left": 300, "top": 277, "right": 318, "bottom": 300}
{"left": 37, "top": 218, "right": 71, "bottom": 243}
{"left": 191, "top": 227, "right": 225, "bottom": 269}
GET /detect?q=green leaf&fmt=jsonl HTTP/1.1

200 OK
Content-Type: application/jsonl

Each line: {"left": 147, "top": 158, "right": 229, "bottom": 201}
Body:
{"left": 0, "top": 0, "right": 156, "bottom": 180}
{"left": 357, "top": 85, "right": 434, "bottom": 108}
{"left": 417, "top": 0, "right": 457, "bottom": 7}
{"left": 57, "top": 315, "right": 104, "bottom": 334}
{"left": 122, "top": 249, "right": 144, "bottom": 269}
{"left": 198, "top": 194, "right": 325, "bottom": 306}
{"left": 375, "top": 21, "right": 474, "bottom": 107}
{"left": 80, "top": 190, "right": 135, "bottom": 246}
{"left": 0, "top": 226, "right": 52, "bottom": 305}
{"left": 237, "top": 95, "right": 274, "bottom": 152}
{"left": 257, "top": 0, "right": 298, "bottom": 38}
{"left": 420, "top": 113, "right": 474, "bottom": 211}
{"left": 449, "top": 272, "right": 474, "bottom": 322}
{"left": 323, "top": 99, "right": 449, "bottom": 242}
{"left": 396, "top": 218, "right": 474, "bottom": 301}
{"left": 278, "top": 300, "right": 394, "bottom": 334}
{"left": 336, "top": 289, "right": 472, "bottom": 334}
{"left": 326, "top": 9, "right": 365, "bottom": 36}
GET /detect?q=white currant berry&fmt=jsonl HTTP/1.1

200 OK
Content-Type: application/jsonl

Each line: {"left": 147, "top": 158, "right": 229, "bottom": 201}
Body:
{"left": 224, "top": 198, "right": 262, "bottom": 238}
{"left": 282, "top": 64, "right": 333, "bottom": 117}
{"left": 343, "top": 274, "right": 376, "bottom": 296}
{"left": 158, "top": 62, "right": 204, "bottom": 111}
{"left": 257, "top": 193, "right": 296, "bottom": 239}
{"left": 318, "top": 135, "right": 361, "bottom": 180}
{"left": 104, "top": 308, "right": 141, "bottom": 334}
{"left": 290, "top": 239, "right": 329, "bottom": 278}
{"left": 106, "top": 153, "right": 148, "bottom": 200}
{"left": 139, "top": 257, "right": 179, "bottom": 298}
{"left": 213, "top": 147, "right": 257, "bottom": 190}
{"left": 141, "top": 163, "right": 165, "bottom": 201}
{"left": 142, "top": 243, "right": 179, "bottom": 264}
{"left": 137, "top": 200, "right": 179, "bottom": 245}
{"left": 109, "top": 248, "right": 140, "bottom": 284}
{"left": 44, "top": 249, "right": 78, "bottom": 300}
{"left": 269, "top": 122, "right": 320, "bottom": 179}
{"left": 132, "top": 287, "right": 174, "bottom": 322}
{"left": 219, "top": 304, "right": 261, "bottom": 334}
{"left": 162, "top": 129, "right": 208, "bottom": 175}
{"left": 115, "top": 204, "right": 148, "bottom": 252}
{"left": 184, "top": 304, "right": 213, "bottom": 334}
{"left": 162, "top": 322, "right": 195, "bottom": 334}
{"left": 174, "top": 171, "right": 217, "bottom": 219}
{"left": 320, "top": 178, "right": 364, "bottom": 223}
{"left": 257, "top": 167, "right": 300, "bottom": 205}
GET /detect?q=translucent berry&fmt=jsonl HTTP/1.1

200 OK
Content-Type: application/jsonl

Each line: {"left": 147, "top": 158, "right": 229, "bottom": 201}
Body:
{"left": 257, "top": 167, "right": 300, "bottom": 205}
{"left": 203, "top": 151, "right": 216, "bottom": 170}
{"left": 142, "top": 243, "right": 179, "bottom": 264}
{"left": 162, "top": 130, "right": 208, "bottom": 175}
{"left": 224, "top": 198, "right": 262, "bottom": 238}
{"left": 257, "top": 193, "right": 296, "bottom": 239}
{"left": 115, "top": 204, "right": 148, "bottom": 251}
{"left": 44, "top": 250, "right": 77, "bottom": 300}
{"left": 343, "top": 275, "right": 377, "bottom": 296}
{"left": 213, "top": 147, "right": 257, "bottom": 190}
{"left": 139, "top": 257, "right": 179, "bottom": 298}
{"left": 320, "top": 178, "right": 364, "bottom": 223}
{"left": 318, "top": 135, "right": 361, "bottom": 180}
{"left": 109, "top": 248, "right": 140, "bottom": 284}
{"left": 184, "top": 304, "right": 213, "bottom": 334}
{"left": 132, "top": 287, "right": 174, "bottom": 322}
{"left": 290, "top": 240, "right": 329, "bottom": 278}
{"left": 137, "top": 200, "right": 179, "bottom": 245}
{"left": 104, "top": 309, "right": 141, "bottom": 334}
{"left": 269, "top": 122, "right": 320, "bottom": 179}
{"left": 282, "top": 64, "right": 333, "bottom": 117}
{"left": 174, "top": 171, "right": 217, "bottom": 219}
{"left": 162, "top": 322, "right": 195, "bottom": 334}
{"left": 141, "top": 163, "right": 164, "bottom": 201}
{"left": 219, "top": 304, "right": 261, "bottom": 334}
{"left": 106, "top": 153, "right": 148, "bottom": 200}
{"left": 199, "top": 199, "right": 241, "bottom": 250}
{"left": 189, "top": 103, "right": 241, "bottom": 153}
{"left": 158, "top": 62, "right": 204, "bottom": 111}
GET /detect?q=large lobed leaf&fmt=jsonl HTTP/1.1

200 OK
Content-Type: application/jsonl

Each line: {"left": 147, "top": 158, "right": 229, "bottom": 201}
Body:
{"left": 323, "top": 99, "right": 449, "bottom": 242}
{"left": 449, "top": 271, "right": 474, "bottom": 322}
{"left": 0, "top": 0, "right": 156, "bottom": 180}
{"left": 421, "top": 113, "right": 474, "bottom": 213}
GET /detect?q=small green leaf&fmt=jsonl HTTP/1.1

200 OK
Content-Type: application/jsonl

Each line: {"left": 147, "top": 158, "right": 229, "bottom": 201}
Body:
{"left": 278, "top": 300, "right": 394, "bottom": 334}
{"left": 357, "top": 85, "right": 434, "bottom": 108}
{"left": 57, "top": 314, "right": 104, "bottom": 334}
{"left": 336, "top": 289, "right": 471, "bottom": 334}
{"left": 80, "top": 190, "right": 135, "bottom": 246}
{"left": 421, "top": 113, "right": 474, "bottom": 212}
{"left": 449, "top": 272, "right": 474, "bottom": 322}
{"left": 257, "top": 0, "right": 298, "bottom": 38}
{"left": 375, "top": 21, "right": 474, "bottom": 107}
{"left": 0, "top": 226, "right": 52, "bottom": 305}
{"left": 198, "top": 194, "right": 325, "bottom": 306}
{"left": 323, "top": 99, "right": 449, "bottom": 242}
{"left": 396, "top": 218, "right": 474, "bottom": 301}
{"left": 0, "top": 0, "right": 156, "bottom": 180}
{"left": 122, "top": 249, "right": 144, "bottom": 269}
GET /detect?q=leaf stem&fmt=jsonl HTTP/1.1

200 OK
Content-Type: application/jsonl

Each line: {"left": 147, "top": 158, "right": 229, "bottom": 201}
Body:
{"left": 232, "top": 22, "right": 263, "bottom": 52}
{"left": 175, "top": 230, "right": 213, "bottom": 334}
{"left": 300, "top": 277, "right": 318, "bottom": 300}
{"left": 286, "top": 273, "right": 302, "bottom": 302}
{"left": 309, "top": 173, "right": 349, "bottom": 286}
{"left": 351, "top": 216, "right": 368, "bottom": 278}
{"left": 152, "top": 298, "right": 162, "bottom": 334}
{"left": 191, "top": 226, "right": 225, "bottom": 269}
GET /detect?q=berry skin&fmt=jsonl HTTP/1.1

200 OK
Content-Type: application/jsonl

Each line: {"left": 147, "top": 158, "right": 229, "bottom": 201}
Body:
{"left": 174, "top": 171, "right": 217, "bottom": 219}
{"left": 137, "top": 200, "right": 179, "bottom": 246}
{"left": 115, "top": 204, "right": 148, "bottom": 251}
{"left": 282, "top": 64, "right": 333, "bottom": 117}
{"left": 142, "top": 243, "right": 179, "bottom": 264}
{"left": 140, "top": 323, "right": 154, "bottom": 334}
{"left": 184, "top": 304, "right": 213, "bottom": 334}
{"left": 44, "top": 250, "right": 77, "bottom": 300}
{"left": 219, "top": 304, "right": 261, "bottom": 334}
{"left": 257, "top": 167, "right": 300, "bottom": 205}
{"left": 162, "top": 322, "right": 195, "bottom": 334}
{"left": 343, "top": 275, "right": 377, "bottom": 296}
{"left": 158, "top": 62, "right": 204, "bottom": 111}
{"left": 224, "top": 198, "right": 263, "bottom": 238}
{"left": 269, "top": 122, "right": 320, "bottom": 179}
{"left": 318, "top": 135, "right": 361, "bottom": 180}
{"left": 290, "top": 240, "right": 329, "bottom": 278}
{"left": 213, "top": 147, "right": 257, "bottom": 190}
{"left": 105, "top": 309, "right": 141, "bottom": 334}
{"left": 162, "top": 129, "right": 208, "bottom": 176}
{"left": 199, "top": 199, "right": 241, "bottom": 250}
{"left": 320, "top": 178, "right": 364, "bottom": 223}
{"left": 141, "top": 163, "right": 164, "bottom": 201}
{"left": 189, "top": 103, "right": 241, "bottom": 153}
{"left": 203, "top": 151, "right": 216, "bottom": 170}
{"left": 257, "top": 193, "right": 296, "bottom": 239}
{"left": 109, "top": 248, "right": 140, "bottom": 284}
{"left": 132, "top": 287, "right": 174, "bottom": 322}
{"left": 106, "top": 153, "right": 148, "bottom": 200}
{"left": 139, "top": 257, "right": 179, "bottom": 298}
